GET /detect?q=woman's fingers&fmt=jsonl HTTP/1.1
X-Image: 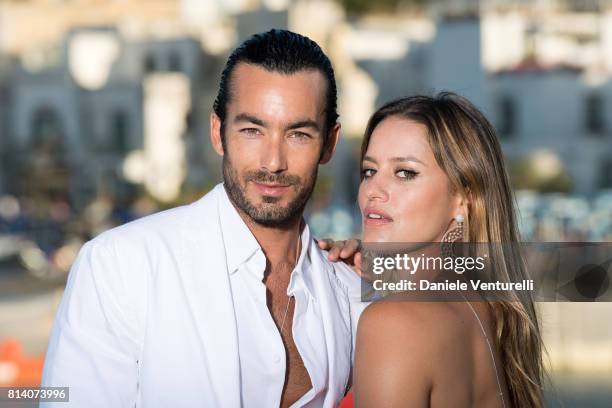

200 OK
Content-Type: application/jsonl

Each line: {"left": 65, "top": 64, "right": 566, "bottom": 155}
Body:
{"left": 316, "top": 238, "right": 363, "bottom": 268}
{"left": 316, "top": 238, "right": 371, "bottom": 281}
{"left": 316, "top": 238, "right": 334, "bottom": 250}
{"left": 328, "top": 241, "right": 346, "bottom": 261}
{"left": 354, "top": 252, "right": 363, "bottom": 275}
{"left": 340, "top": 239, "right": 361, "bottom": 259}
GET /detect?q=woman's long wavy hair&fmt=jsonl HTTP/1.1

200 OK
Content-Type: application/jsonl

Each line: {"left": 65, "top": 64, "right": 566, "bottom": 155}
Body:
{"left": 360, "top": 92, "right": 545, "bottom": 407}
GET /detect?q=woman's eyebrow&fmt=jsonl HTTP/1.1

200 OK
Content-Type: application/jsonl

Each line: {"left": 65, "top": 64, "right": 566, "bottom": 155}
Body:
{"left": 362, "top": 155, "right": 425, "bottom": 166}
{"left": 362, "top": 155, "right": 377, "bottom": 164}
{"left": 390, "top": 156, "right": 425, "bottom": 165}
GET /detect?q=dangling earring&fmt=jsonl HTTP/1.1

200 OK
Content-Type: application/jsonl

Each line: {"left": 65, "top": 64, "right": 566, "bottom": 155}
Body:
{"left": 441, "top": 214, "right": 465, "bottom": 259}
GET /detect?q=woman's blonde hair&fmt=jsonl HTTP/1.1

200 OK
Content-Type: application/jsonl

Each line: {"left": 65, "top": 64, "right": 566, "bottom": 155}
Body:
{"left": 361, "top": 92, "right": 544, "bottom": 407}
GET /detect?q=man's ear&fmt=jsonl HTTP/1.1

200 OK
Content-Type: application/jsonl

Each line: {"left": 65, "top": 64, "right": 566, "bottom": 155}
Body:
{"left": 319, "top": 123, "right": 341, "bottom": 165}
{"left": 210, "top": 112, "right": 224, "bottom": 156}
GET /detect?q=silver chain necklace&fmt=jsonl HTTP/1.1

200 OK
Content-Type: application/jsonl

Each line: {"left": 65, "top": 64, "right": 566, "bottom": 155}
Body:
{"left": 279, "top": 237, "right": 301, "bottom": 334}
{"left": 459, "top": 291, "right": 506, "bottom": 408}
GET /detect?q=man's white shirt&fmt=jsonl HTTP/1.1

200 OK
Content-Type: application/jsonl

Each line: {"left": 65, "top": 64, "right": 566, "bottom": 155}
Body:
{"left": 41, "top": 183, "right": 366, "bottom": 407}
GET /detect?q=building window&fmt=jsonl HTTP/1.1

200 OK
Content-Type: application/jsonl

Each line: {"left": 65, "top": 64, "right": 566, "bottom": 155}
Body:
{"left": 25, "top": 107, "right": 68, "bottom": 197}
{"left": 111, "top": 111, "right": 129, "bottom": 153}
{"left": 31, "top": 107, "right": 64, "bottom": 149}
{"left": 600, "top": 158, "right": 612, "bottom": 188}
{"left": 168, "top": 51, "right": 182, "bottom": 72}
{"left": 496, "top": 94, "right": 516, "bottom": 138}
{"left": 144, "top": 53, "right": 156, "bottom": 73}
{"left": 584, "top": 93, "right": 606, "bottom": 135}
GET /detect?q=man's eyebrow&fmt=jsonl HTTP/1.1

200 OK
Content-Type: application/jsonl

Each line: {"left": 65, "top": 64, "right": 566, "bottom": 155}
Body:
{"left": 233, "top": 114, "right": 321, "bottom": 132}
{"left": 234, "top": 113, "right": 267, "bottom": 127}
{"left": 287, "top": 119, "right": 320, "bottom": 131}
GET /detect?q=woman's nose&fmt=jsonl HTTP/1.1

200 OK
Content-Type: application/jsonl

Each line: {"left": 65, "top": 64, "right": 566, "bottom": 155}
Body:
{"left": 363, "top": 175, "right": 389, "bottom": 202}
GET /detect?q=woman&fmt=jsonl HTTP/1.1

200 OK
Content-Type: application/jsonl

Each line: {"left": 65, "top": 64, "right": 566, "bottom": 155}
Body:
{"left": 323, "top": 93, "right": 544, "bottom": 407}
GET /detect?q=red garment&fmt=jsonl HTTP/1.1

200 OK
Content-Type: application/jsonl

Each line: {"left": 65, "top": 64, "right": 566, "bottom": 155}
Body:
{"left": 338, "top": 391, "right": 354, "bottom": 408}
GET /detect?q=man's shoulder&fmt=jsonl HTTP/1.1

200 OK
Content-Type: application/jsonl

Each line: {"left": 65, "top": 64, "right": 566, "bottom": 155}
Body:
{"left": 93, "top": 185, "right": 222, "bottom": 247}
{"left": 331, "top": 258, "right": 362, "bottom": 299}
{"left": 70, "top": 186, "right": 224, "bottom": 286}
{"left": 309, "top": 243, "right": 361, "bottom": 299}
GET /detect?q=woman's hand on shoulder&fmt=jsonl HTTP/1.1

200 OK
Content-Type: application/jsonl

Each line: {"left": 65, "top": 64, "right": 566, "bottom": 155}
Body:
{"left": 316, "top": 238, "right": 363, "bottom": 277}
{"left": 353, "top": 301, "right": 438, "bottom": 408}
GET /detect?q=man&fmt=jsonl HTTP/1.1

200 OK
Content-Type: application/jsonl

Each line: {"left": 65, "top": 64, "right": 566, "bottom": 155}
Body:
{"left": 41, "top": 29, "right": 363, "bottom": 407}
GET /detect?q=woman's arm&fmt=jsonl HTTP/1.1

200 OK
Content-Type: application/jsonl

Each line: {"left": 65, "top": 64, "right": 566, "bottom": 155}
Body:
{"left": 353, "top": 301, "right": 434, "bottom": 408}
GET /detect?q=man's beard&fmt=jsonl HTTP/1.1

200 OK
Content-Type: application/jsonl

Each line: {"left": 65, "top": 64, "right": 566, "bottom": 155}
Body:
{"left": 222, "top": 154, "right": 317, "bottom": 228}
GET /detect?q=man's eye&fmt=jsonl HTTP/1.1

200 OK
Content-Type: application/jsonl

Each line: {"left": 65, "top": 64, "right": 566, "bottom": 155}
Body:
{"left": 362, "top": 168, "right": 375, "bottom": 178}
{"left": 289, "top": 131, "right": 311, "bottom": 139}
{"left": 396, "top": 169, "right": 418, "bottom": 179}
{"left": 241, "top": 128, "right": 261, "bottom": 135}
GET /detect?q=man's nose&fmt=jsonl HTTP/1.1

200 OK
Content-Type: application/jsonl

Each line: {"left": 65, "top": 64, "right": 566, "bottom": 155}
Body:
{"left": 261, "top": 135, "right": 288, "bottom": 173}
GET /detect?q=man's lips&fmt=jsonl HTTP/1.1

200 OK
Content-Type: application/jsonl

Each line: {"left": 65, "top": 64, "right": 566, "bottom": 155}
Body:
{"left": 363, "top": 207, "right": 393, "bottom": 226}
{"left": 252, "top": 181, "right": 291, "bottom": 197}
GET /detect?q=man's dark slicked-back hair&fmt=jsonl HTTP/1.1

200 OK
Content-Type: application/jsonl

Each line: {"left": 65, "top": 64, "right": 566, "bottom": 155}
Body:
{"left": 213, "top": 29, "right": 339, "bottom": 138}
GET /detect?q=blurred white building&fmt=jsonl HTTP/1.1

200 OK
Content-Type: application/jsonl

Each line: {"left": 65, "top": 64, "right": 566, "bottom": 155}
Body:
{"left": 331, "top": 12, "right": 612, "bottom": 194}
{"left": 482, "top": 9, "right": 612, "bottom": 75}
{"left": 2, "top": 26, "right": 214, "bottom": 206}
{"left": 1, "top": 0, "right": 611, "bottom": 202}
{"left": 490, "top": 65, "right": 612, "bottom": 193}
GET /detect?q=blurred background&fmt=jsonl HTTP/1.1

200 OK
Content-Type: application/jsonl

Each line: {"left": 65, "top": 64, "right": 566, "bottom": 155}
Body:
{"left": 0, "top": 0, "right": 610, "bottom": 406}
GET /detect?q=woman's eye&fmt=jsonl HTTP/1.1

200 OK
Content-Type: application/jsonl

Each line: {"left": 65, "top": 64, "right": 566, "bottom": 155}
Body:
{"left": 396, "top": 169, "right": 418, "bottom": 179}
{"left": 362, "top": 168, "right": 376, "bottom": 178}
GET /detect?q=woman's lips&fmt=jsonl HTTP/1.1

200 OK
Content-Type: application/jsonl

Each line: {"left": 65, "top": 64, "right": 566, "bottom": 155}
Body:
{"left": 363, "top": 207, "right": 393, "bottom": 226}
{"left": 252, "top": 181, "right": 291, "bottom": 197}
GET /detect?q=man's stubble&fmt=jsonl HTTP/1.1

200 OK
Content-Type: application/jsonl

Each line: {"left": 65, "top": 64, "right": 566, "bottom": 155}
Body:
{"left": 222, "top": 150, "right": 318, "bottom": 228}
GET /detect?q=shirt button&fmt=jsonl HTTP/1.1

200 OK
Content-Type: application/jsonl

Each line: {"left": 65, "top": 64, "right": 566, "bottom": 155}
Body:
{"left": 273, "top": 355, "right": 281, "bottom": 363}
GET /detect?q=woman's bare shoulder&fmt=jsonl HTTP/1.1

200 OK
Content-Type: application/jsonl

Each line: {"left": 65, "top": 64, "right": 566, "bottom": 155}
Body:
{"left": 354, "top": 299, "right": 467, "bottom": 405}
{"left": 357, "top": 298, "right": 470, "bottom": 361}
{"left": 359, "top": 297, "right": 464, "bottom": 333}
